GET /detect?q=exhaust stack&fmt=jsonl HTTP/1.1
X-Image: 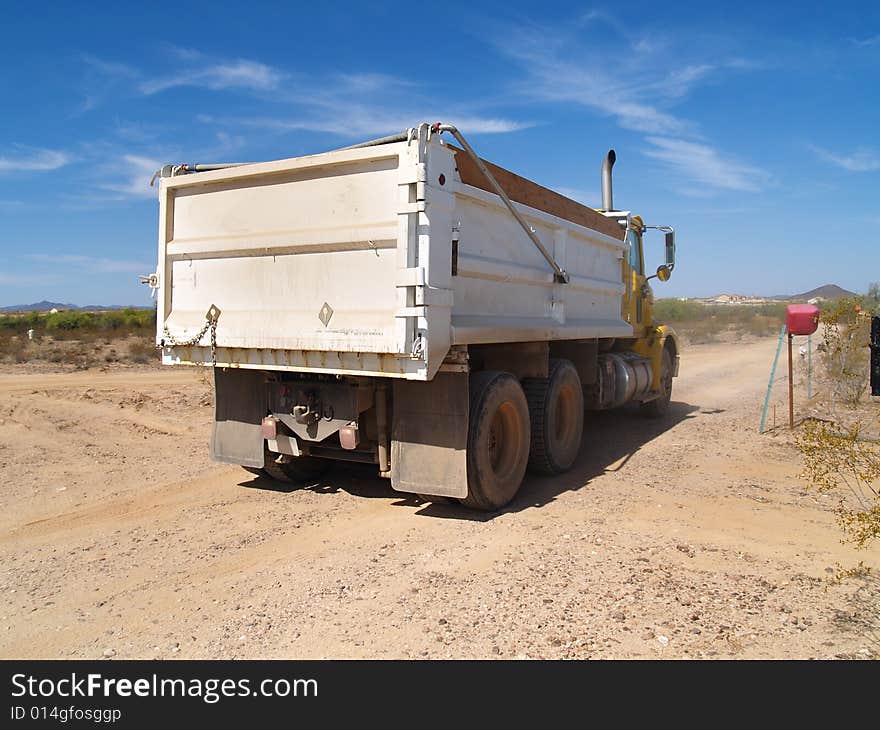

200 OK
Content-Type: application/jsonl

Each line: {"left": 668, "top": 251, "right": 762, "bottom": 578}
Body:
{"left": 601, "top": 149, "right": 616, "bottom": 212}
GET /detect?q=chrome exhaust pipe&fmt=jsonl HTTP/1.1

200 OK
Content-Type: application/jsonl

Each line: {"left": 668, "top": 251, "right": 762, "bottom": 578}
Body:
{"left": 601, "top": 149, "right": 616, "bottom": 211}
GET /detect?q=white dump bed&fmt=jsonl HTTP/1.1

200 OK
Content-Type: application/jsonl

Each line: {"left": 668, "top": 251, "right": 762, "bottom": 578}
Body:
{"left": 155, "top": 127, "right": 632, "bottom": 380}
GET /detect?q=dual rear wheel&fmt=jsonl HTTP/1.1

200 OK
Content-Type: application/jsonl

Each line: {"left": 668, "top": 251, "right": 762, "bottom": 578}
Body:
{"left": 461, "top": 359, "right": 584, "bottom": 511}
{"left": 251, "top": 352, "right": 671, "bottom": 510}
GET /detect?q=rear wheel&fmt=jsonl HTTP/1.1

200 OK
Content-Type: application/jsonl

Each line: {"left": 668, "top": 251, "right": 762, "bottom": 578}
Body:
{"left": 641, "top": 347, "right": 674, "bottom": 418}
{"left": 524, "top": 359, "right": 584, "bottom": 475}
{"left": 460, "top": 371, "right": 531, "bottom": 511}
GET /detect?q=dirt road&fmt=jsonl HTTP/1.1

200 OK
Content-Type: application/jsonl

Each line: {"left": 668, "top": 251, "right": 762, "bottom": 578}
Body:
{"left": 1, "top": 339, "right": 877, "bottom": 659}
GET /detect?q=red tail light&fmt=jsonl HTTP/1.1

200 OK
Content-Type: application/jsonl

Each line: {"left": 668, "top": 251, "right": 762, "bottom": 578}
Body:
{"left": 261, "top": 416, "right": 277, "bottom": 440}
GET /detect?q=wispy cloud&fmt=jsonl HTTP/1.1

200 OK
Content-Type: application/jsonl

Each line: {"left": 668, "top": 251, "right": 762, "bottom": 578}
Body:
{"left": 0, "top": 146, "right": 71, "bottom": 173}
{"left": 0, "top": 272, "right": 62, "bottom": 288}
{"left": 99, "top": 154, "right": 162, "bottom": 198}
{"left": 81, "top": 51, "right": 285, "bottom": 105}
{"left": 646, "top": 64, "right": 716, "bottom": 100}
{"left": 644, "top": 137, "right": 769, "bottom": 192}
{"left": 199, "top": 66, "right": 532, "bottom": 139}
{"left": 852, "top": 34, "right": 880, "bottom": 47}
{"left": 811, "top": 145, "right": 880, "bottom": 172}
{"left": 25, "top": 254, "right": 151, "bottom": 274}
{"left": 217, "top": 111, "right": 531, "bottom": 137}
{"left": 81, "top": 53, "right": 530, "bottom": 152}
{"left": 140, "top": 59, "right": 284, "bottom": 95}
{"left": 511, "top": 56, "right": 687, "bottom": 136}
{"left": 493, "top": 17, "right": 767, "bottom": 193}
{"left": 79, "top": 55, "right": 139, "bottom": 112}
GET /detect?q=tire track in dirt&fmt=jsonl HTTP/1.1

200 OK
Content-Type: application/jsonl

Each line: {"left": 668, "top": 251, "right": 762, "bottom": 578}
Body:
{"left": 1, "top": 341, "right": 878, "bottom": 659}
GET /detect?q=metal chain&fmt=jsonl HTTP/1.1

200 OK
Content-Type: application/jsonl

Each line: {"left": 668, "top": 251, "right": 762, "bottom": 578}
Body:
{"left": 159, "top": 305, "right": 221, "bottom": 367}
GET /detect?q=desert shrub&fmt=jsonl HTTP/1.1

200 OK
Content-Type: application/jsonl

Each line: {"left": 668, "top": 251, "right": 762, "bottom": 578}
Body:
{"left": 654, "top": 300, "right": 787, "bottom": 342}
{"left": 863, "top": 282, "right": 880, "bottom": 313}
{"left": 44, "top": 310, "right": 94, "bottom": 331}
{"left": 0, "top": 311, "right": 41, "bottom": 333}
{"left": 127, "top": 337, "right": 158, "bottom": 364}
{"left": 820, "top": 298, "right": 871, "bottom": 408}
{"left": 797, "top": 420, "right": 880, "bottom": 551}
{"left": 0, "top": 308, "right": 156, "bottom": 337}
{"left": 653, "top": 299, "right": 706, "bottom": 322}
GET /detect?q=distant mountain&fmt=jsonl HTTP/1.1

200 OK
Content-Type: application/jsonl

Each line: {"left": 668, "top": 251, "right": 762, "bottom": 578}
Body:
{"left": 0, "top": 301, "right": 152, "bottom": 312}
{"left": 778, "top": 284, "right": 857, "bottom": 301}
{"left": 0, "top": 300, "right": 76, "bottom": 312}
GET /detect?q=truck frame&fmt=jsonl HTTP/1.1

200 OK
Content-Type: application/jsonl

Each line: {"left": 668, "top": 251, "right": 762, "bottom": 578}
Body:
{"left": 148, "top": 122, "right": 679, "bottom": 510}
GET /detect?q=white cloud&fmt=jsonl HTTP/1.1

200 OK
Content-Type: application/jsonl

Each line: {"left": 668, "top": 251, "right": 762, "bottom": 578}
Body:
{"left": 515, "top": 60, "right": 688, "bottom": 136}
{"left": 644, "top": 136, "right": 769, "bottom": 192}
{"left": 811, "top": 145, "right": 880, "bottom": 172}
{"left": 99, "top": 154, "right": 162, "bottom": 198}
{"left": 0, "top": 272, "right": 62, "bottom": 287}
{"left": 140, "top": 59, "right": 284, "bottom": 94}
{"left": 78, "top": 56, "right": 140, "bottom": 113}
{"left": 647, "top": 64, "right": 716, "bottom": 100}
{"left": 853, "top": 34, "right": 880, "bottom": 47}
{"left": 492, "top": 18, "right": 767, "bottom": 193}
{"left": 0, "top": 147, "right": 71, "bottom": 172}
{"left": 25, "top": 254, "right": 151, "bottom": 274}
{"left": 205, "top": 110, "right": 531, "bottom": 138}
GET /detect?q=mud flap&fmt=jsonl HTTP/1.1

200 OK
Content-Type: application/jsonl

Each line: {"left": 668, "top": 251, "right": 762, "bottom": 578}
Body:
{"left": 391, "top": 372, "right": 469, "bottom": 498}
{"left": 211, "top": 368, "right": 266, "bottom": 469}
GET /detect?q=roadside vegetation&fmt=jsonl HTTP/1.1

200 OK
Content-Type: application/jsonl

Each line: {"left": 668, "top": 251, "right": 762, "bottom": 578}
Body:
{"left": 794, "top": 296, "right": 879, "bottom": 569}
{"left": 0, "top": 308, "right": 157, "bottom": 367}
{"left": 653, "top": 300, "right": 789, "bottom": 343}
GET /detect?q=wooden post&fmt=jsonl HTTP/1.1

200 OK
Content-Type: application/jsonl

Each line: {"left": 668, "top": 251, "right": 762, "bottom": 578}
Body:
{"left": 788, "top": 333, "right": 794, "bottom": 429}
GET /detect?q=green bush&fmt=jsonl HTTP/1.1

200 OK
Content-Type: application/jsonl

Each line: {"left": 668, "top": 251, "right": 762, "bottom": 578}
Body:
{"left": 0, "top": 308, "right": 155, "bottom": 335}
{"left": 44, "top": 310, "right": 95, "bottom": 330}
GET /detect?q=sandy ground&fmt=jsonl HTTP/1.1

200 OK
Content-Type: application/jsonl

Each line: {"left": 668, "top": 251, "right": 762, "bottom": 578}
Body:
{"left": 0, "top": 338, "right": 877, "bottom": 660}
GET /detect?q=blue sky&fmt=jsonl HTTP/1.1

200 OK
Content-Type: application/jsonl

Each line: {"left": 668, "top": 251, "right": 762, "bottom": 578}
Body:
{"left": 1, "top": 0, "right": 878, "bottom": 306}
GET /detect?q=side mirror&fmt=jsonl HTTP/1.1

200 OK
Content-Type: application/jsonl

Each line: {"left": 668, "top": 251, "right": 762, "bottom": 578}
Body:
{"left": 664, "top": 230, "right": 675, "bottom": 269}
{"left": 656, "top": 264, "right": 672, "bottom": 282}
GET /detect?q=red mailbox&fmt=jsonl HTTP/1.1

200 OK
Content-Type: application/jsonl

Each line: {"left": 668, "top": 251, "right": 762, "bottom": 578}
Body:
{"left": 786, "top": 304, "right": 819, "bottom": 336}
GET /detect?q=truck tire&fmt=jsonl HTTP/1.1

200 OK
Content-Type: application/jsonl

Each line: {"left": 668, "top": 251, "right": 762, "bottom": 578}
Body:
{"left": 641, "top": 347, "right": 674, "bottom": 419}
{"left": 460, "top": 371, "right": 531, "bottom": 511}
{"left": 524, "top": 358, "right": 584, "bottom": 475}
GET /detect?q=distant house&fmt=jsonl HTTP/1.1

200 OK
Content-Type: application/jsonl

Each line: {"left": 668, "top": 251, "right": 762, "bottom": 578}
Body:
{"left": 49, "top": 308, "right": 59, "bottom": 314}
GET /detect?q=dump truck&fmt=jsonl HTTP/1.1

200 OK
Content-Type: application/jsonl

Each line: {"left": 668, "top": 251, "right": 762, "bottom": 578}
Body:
{"left": 146, "top": 122, "right": 679, "bottom": 510}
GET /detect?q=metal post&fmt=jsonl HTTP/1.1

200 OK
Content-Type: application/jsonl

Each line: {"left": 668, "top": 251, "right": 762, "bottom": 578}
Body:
{"left": 788, "top": 333, "right": 794, "bottom": 429}
{"left": 760, "top": 324, "right": 787, "bottom": 433}
{"left": 807, "top": 334, "right": 812, "bottom": 399}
